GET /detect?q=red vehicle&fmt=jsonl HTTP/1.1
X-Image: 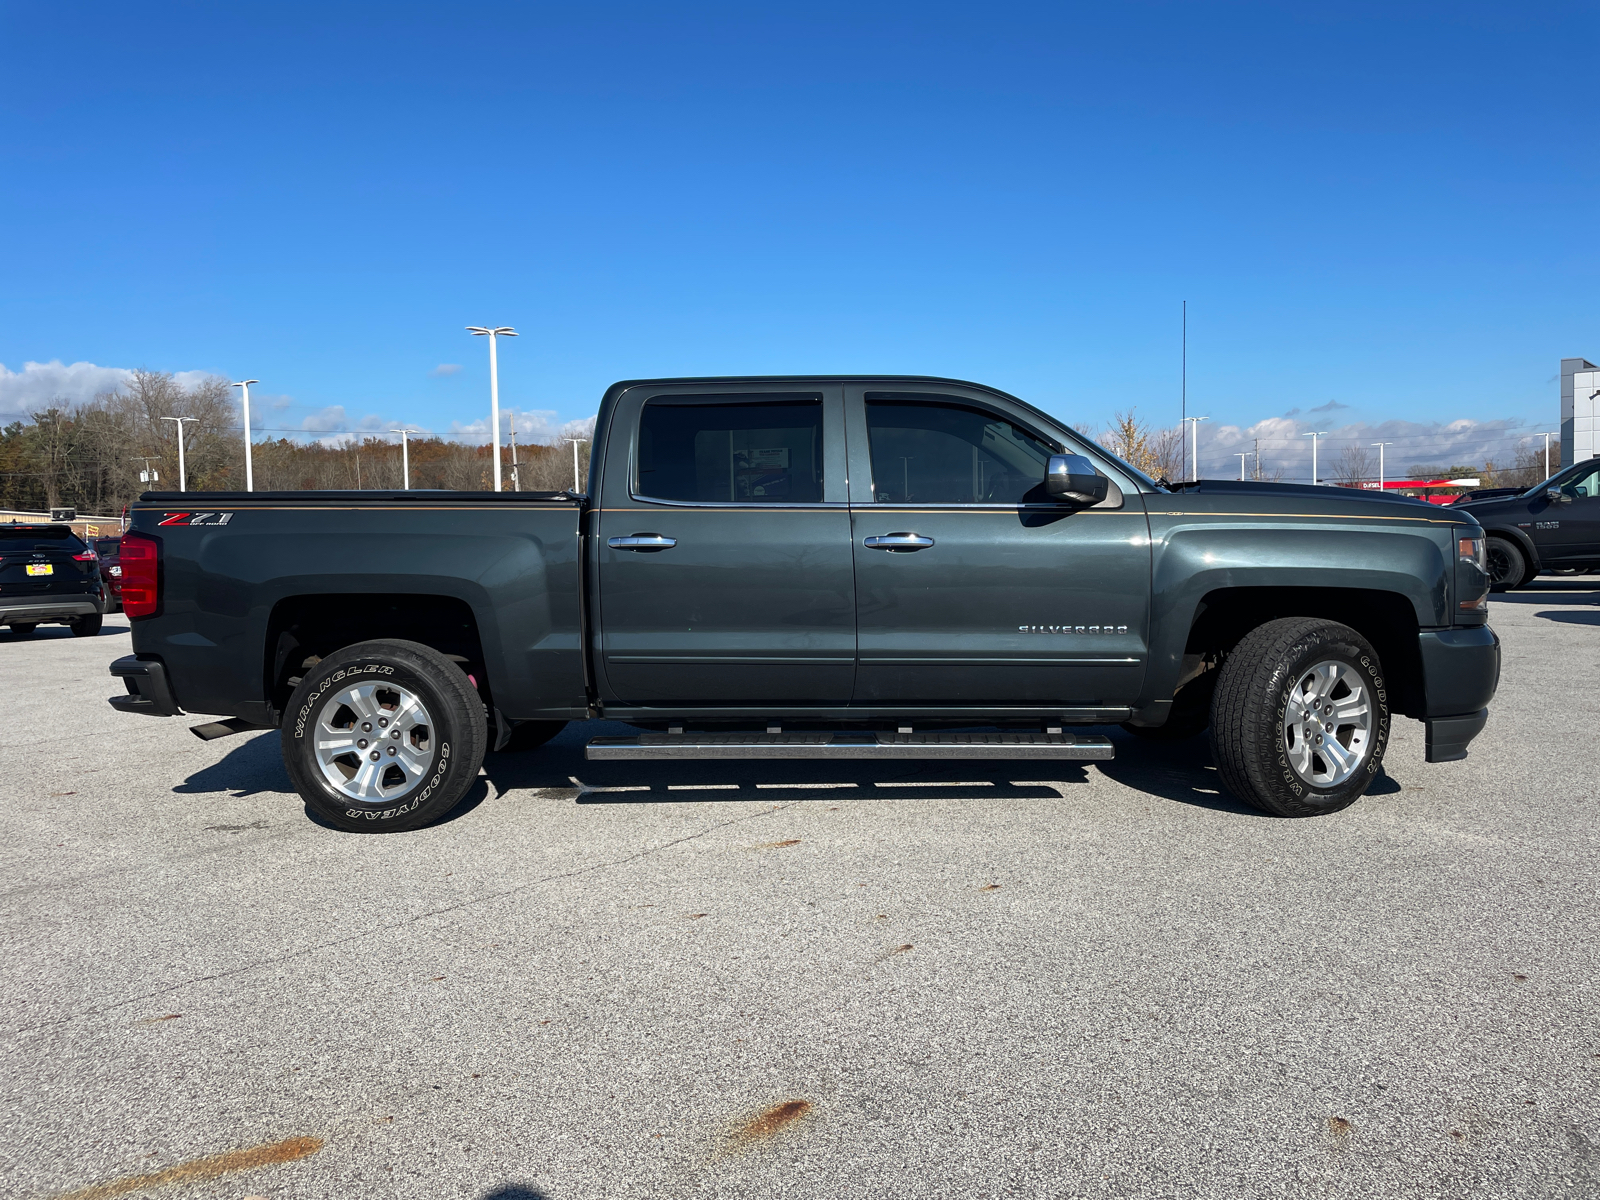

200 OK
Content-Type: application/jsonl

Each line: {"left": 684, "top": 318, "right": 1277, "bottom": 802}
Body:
{"left": 94, "top": 536, "right": 124, "bottom": 611}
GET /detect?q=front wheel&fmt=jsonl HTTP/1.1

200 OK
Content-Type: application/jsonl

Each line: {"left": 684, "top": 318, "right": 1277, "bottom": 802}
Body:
{"left": 281, "top": 638, "right": 489, "bottom": 833}
{"left": 1211, "top": 618, "right": 1390, "bottom": 818}
{"left": 1486, "top": 538, "right": 1528, "bottom": 592}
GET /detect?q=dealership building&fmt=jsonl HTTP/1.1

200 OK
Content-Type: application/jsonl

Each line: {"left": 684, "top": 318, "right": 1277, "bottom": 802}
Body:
{"left": 1563, "top": 356, "right": 1598, "bottom": 465}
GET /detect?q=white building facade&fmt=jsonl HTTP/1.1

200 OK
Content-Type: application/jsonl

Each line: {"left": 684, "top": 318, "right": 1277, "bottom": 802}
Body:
{"left": 1562, "top": 356, "right": 1598, "bottom": 466}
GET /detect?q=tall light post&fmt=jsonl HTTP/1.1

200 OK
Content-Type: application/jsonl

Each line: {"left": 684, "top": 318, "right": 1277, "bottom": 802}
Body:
{"left": 159, "top": 416, "right": 198, "bottom": 491}
{"left": 1236, "top": 452, "right": 1249, "bottom": 480}
{"left": 1371, "top": 441, "right": 1394, "bottom": 489}
{"left": 1181, "top": 416, "right": 1208, "bottom": 481}
{"left": 390, "top": 429, "right": 413, "bottom": 490}
{"left": 231, "top": 380, "right": 259, "bottom": 491}
{"left": 570, "top": 437, "right": 589, "bottom": 493}
{"left": 1304, "top": 431, "right": 1328, "bottom": 485}
{"left": 466, "top": 325, "right": 517, "bottom": 491}
{"left": 508, "top": 413, "right": 521, "bottom": 492}
{"left": 1542, "top": 431, "right": 1558, "bottom": 479}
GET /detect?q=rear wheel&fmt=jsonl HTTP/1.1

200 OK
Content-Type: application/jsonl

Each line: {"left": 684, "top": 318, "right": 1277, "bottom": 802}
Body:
{"left": 281, "top": 638, "right": 489, "bottom": 833}
{"left": 70, "top": 613, "right": 103, "bottom": 637}
{"left": 1211, "top": 618, "right": 1390, "bottom": 818}
{"left": 1486, "top": 538, "right": 1528, "bottom": 592}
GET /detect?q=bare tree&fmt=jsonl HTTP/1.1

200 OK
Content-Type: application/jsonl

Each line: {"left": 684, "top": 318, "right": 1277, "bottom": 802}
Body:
{"left": 1332, "top": 444, "right": 1376, "bottom": 487}
{"left": 1099, "top": 409, "right": 1183, "bottom": 483}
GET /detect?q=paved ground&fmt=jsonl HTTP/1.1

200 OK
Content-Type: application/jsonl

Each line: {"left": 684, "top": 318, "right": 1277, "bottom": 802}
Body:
{"left": 2, "top": 583, "right": 1597, "bottom": 1200}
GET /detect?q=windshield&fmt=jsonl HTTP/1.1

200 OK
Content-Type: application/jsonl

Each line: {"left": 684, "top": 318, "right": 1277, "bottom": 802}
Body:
{"left": 0, "top": 526, "right": 88, "bottom": 554}
{"left": 1522, "top": 460, "right": 1600, "bottom": 499}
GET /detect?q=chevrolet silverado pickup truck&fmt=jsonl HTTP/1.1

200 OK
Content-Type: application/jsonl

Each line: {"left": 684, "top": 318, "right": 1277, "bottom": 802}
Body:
{"left": 106, "top": 375, "right": 1501, "bottom": 831}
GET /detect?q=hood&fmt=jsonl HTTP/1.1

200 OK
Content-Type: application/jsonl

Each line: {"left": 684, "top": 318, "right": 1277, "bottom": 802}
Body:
{"left": 1170, "top": 479, "right": 1436, "bottom": 509}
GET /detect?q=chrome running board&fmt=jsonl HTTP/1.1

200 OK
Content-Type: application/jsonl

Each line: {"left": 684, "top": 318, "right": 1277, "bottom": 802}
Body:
{"left": 585, "top": 730, "right": 1114, "bottom": 761}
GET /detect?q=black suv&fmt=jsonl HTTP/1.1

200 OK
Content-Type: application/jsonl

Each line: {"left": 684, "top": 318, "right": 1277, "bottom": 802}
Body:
{"left": 1456, "top": 458, "right": 1600, "bottom": 590}
{"left": 0, "top": 523, "right": 106, "bottom": 637}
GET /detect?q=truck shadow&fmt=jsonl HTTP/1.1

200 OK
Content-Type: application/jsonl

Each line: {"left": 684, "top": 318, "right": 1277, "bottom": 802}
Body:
{"left": 174, "top": 719, "right": 1398, "bottom": 828}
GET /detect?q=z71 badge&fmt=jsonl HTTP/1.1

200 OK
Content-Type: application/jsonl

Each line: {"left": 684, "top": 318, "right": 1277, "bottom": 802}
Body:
{"left": 158, "top": 512, "right": 234, "bottom": 527}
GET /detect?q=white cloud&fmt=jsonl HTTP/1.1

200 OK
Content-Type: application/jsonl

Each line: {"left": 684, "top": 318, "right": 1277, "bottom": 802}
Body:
{"left": 0, "top": 360, "right": 134, "bottom": 422}
{"left": 429, "top": 363, "right": 463, "bottom": 377}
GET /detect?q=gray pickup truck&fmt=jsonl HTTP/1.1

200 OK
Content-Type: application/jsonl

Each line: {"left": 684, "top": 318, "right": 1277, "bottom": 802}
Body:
{"left": 107, "top": 375, "right": 1500, "bottom": 830}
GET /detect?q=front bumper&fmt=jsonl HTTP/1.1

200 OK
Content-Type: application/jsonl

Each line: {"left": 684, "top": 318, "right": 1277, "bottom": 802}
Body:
{"left": 2, "top": 598, "right": 100, "bottom": 624}
{"left": 1418, "top": 626, "right": 1501, "bottom": 763}
{"left": 109, "top": 655, "right": 183, "bottom": 716}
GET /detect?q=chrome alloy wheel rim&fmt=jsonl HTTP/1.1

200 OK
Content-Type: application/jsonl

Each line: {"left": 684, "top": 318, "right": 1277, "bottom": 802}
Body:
{"left": 314, "top": 681, "right": 434, "bottom": 803}
{"left": 1281, "top": 660, "right": 1373, "bottom": 788}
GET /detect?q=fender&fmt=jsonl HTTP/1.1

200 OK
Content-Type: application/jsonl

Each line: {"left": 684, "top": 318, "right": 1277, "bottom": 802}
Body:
{"left": 1476, "top": 522, "right": 1542, "bottom": 573}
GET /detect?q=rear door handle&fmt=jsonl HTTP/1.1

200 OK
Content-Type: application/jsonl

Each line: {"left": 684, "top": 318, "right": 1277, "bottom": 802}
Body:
{"left": 607, "top": 535, "right": 677, "bottom": 551}
{"left": 863, "top": 533, "right": 935, "bottom": 552}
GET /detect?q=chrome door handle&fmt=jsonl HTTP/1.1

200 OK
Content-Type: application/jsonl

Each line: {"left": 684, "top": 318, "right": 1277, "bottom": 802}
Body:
{"left": 607, "top": 535, "right": 677, "bottom": 551}
{"left": 863, "top": 533, "right": 935, "bottom": 552}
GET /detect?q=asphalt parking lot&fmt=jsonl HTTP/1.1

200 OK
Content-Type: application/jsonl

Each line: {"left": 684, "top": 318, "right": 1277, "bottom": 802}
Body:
{"left": 3, "top": 583, "right": 1597, "bottom": 1200}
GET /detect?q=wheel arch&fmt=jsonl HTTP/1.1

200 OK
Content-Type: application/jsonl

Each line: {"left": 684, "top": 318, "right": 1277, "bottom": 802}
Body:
{"left": 264, "top": 593, "right": 488, "bottom": 723}
{"left": 1170, "top": 586, "right": 1426, "bottom": 720}
{"left": 1480, "top": 525, "right": 1541, "bottom": 574}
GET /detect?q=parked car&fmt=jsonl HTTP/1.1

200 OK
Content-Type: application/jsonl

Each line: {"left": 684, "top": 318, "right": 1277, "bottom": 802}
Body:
{"left": 1, "top": 523, "right": 106, "bottom": 637}
{"left": 1454, "top": 458, "right": 1600, "bottom": 590}
{"left": 106, "top": 374, "right": 1500, "bottom": 830}
{"left": 94, "top": 536, "right": 124, "bottom": 610}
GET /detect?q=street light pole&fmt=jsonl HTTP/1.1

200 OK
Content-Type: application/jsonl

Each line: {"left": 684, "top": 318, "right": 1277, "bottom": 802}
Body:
{"left": 509, "top": 413, "right": 520, "bottom": 491}
{"left": 1181, "top": 416, "right": 1208, "bottom": 481}
{"left": 1304, "top": 431, "right": 1328, "bottom": 485}
{"left": 390, "top": 429, "right": 412, "bottom": 490}
{"left": 1371, "top": 441, "right": 1394, "bottom": 489}
{"left": 159, "top": 416, "right": 198, "bottom": 491}
{"left": 1542, "top": 431, "right": 1558, "bottom": 479}
{"left": 572, "top": 438, "right": 588, "bottom": 493}
{"left": 231, "top": 380, "right": 259, "bottom": 491}
{"left": 1236, "top": 452, "right": 1248, "bottom": 480}
{"left": 466, "top": 325, "right": 517, "bottom": 491}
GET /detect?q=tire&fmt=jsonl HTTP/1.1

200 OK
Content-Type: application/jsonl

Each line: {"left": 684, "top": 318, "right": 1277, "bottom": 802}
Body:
{"left": 495, "top": 719, "right": 568, "bottom": 753}
{"left": 10, "top": 623, "right": 37, "bottom": 638}
{"left": 1210, "top": 618, "right": 1390, "bottom": 818}
{"left": 70, "top": 613, "right": 103, "bottom": 637}
{"left": 1486, "top": 538, "right": 1527, "bottom": 592}
{"left": 281, "top": 638, "right": 489, "bottom": 833}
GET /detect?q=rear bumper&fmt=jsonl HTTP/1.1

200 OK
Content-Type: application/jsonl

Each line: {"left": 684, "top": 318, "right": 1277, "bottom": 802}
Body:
{"left": 109, "top": 655, "right": 183, "bottom": 717}
{"left": 1417, "top": 626, "right": 1501, "bottom": 763}
{"left": 2, "top": 598, "right": 100, "bottom": 623}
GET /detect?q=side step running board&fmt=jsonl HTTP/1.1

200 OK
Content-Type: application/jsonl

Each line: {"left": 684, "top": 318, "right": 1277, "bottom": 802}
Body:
{"left": 585, "top": 730, "right": 1114, "bottom": 761}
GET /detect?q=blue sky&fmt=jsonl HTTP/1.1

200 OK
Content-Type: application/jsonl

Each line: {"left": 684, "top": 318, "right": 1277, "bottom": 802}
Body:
{"left": 2, "top": 2, "right": 1595, "bottom": 477}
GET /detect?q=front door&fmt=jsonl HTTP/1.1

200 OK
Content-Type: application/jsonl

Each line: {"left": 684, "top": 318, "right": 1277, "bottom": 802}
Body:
{"left": 596, "top": 386, "right": 856, "bottom": 705}
{"left": 1537, "top": 461, "right": 1600, "bottom": 562}
{"left": 845, "top": 388, "right": 1151, "bottom": 707}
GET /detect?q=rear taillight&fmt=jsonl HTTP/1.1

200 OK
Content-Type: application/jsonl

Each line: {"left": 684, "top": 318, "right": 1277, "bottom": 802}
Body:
{"left": 120, "top": 532, "right": 160, "bottom": 617}
{"left": 73, "top": 551, "right": 97, "bottom": 562}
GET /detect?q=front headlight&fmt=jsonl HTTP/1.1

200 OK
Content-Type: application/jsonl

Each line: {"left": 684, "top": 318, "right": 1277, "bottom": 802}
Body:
{"left": 1458, "top": 536, "right": 1486, "bottom": 573}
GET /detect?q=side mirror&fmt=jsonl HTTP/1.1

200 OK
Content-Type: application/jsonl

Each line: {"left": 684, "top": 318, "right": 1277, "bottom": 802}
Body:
{"left": 1546, "top": 488, "right": 1571, "bottom": 504}
{"left": 1046, "top": 454, "right": 1109, "bottom": 506}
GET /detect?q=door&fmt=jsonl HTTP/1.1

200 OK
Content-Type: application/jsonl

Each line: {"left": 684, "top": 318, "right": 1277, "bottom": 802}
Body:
{"left": 1537, "top": 460, "right": 1600, "bottom": 562}
{"left": 846, "top": 389, "right": 1151, "bottom": 706}
{"left": 596, "top": 387, "right": 856, "bottom": 705}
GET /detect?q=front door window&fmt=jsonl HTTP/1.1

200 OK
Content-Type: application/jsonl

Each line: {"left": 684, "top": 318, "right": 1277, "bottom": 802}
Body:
{"left": 865, "top": 399, "right": 1055, "bottom": 505}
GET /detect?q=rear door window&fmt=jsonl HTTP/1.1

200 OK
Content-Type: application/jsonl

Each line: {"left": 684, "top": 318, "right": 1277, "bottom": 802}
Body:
{"left": 636, "top": 396, "right": 824, "bottom": 503}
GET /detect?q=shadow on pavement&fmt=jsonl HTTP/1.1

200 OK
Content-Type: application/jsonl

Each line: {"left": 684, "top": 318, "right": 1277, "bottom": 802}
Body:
{"left": 481, "top": 1187, "right": 552, "bottom": 1200}
{"left": 1533, "top": 609, "right": 1600, "bottom": 625}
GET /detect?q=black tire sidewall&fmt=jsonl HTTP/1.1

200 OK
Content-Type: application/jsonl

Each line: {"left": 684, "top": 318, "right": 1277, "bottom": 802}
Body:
{"left": 1487, "top": 538, "right": 1525, "bottom": 592}
{"left": 282, "top": 641, "right": 483, "bottom": 832}
{"left": 1258, "top": 628, "right": 1389, "bottom": 815}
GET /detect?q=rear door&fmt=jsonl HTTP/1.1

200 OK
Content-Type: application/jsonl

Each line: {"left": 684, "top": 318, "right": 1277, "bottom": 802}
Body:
{"left": 844, "top": 387, "right": 1151, "bottom": 707}
{"left": 595, "top": 385, "right": 856, "bottom": 705}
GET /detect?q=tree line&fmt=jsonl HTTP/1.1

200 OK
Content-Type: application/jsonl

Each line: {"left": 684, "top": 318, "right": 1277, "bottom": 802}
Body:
{"left": 0, "top": 370, "right": 591, "bottom": 516}
{"left": 0, "top": 376, "right": 1557, "bottom": 516}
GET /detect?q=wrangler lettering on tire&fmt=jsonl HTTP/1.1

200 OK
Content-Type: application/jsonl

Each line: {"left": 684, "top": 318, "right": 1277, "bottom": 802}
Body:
{"left": 1210, "top": 617, "right": 1391, "bottom": 818}
{"left": 281, "top": 639, "right": 487, "bottom": 834}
